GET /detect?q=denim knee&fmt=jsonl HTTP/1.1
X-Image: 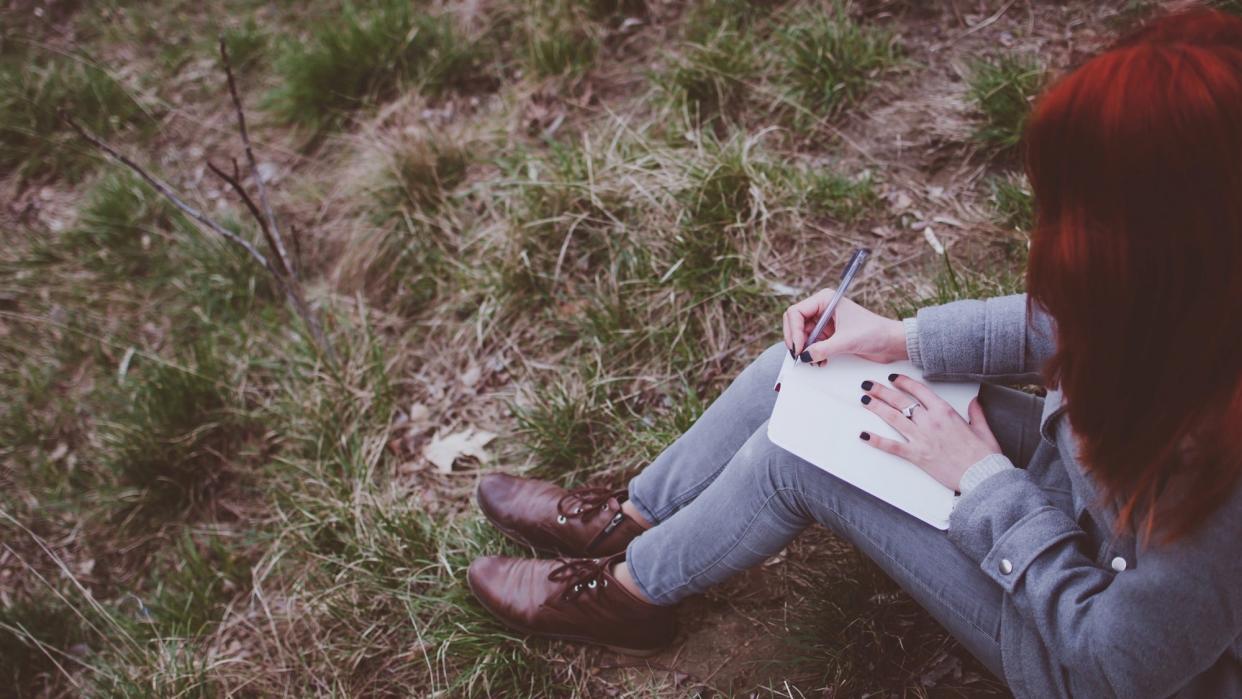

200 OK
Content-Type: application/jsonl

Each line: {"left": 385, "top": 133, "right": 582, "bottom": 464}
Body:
{"left": 729, "top": 433, "right": 811, "bottom": 518}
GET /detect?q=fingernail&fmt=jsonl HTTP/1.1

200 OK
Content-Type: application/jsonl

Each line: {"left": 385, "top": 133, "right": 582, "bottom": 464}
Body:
{"left": 861, "top": 380, "right": 873, "bottom": 390}
{"left": 859, "top": 431, "right": 870, "bottom": 441}
{"left": 860, "top": 395, "right": 871, "bottom": 404}
{"left": 789, "top": 346, "right": 796, "bottom": 359}
{"left": 887, "top": 373, "right": 898, "bottom": 382}
{"left": 799, "top": 351, "right": 812, "bottom": 363}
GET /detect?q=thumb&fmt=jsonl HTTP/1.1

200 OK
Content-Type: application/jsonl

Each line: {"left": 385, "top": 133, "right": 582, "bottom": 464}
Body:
{"left": 967, "top": 397, "right": 995, "bottom": 441}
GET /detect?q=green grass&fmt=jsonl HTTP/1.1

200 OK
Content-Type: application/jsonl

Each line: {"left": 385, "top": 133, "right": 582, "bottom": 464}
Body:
{"left": 103, "top": 343, "right": 256, "bottom": 517}
{"left": 145, "top": 530, "right": 254, "bottom": 637}
{"left": 892, "top": 250, "right": 1028, "bottom": 319}
{"left": 0, "top": 49, "right": 147, "bottom": 182}
{"left": 778, "top": 3, "right": 900, "bottom": 122}
{"left": 523, "top": 0, "right": 600, "bottom": 78}
{"left": 65, "top": 171, "right": 184, "bottom": 277}
{"left": 989, "top": 171, "right": 1035, "bottom": 232}
{"left": 60, "top": 171, "right": 271, "bottom": 320}
{"left": 968, "top": 54, "right": 1044, "bottom": 154}
{"left": 683, "top": 0, "right": 768, "bottom": 43}
{"left": 513, "top": 379, "right": 617, "bottom": 481}
{"left": 220, "top": 17, "right": 268, "bottom": 68}
{"left": 661, "top": 29, "right": 761, "bottom": 124}
{"left": 268, "top": 1, "right": 486, "bottom": 132}
{"left": 0, "top": 587, "right": 90, "bottom": 693}
{"left": 799, "top": 167, "right": 882, "bottom": 223}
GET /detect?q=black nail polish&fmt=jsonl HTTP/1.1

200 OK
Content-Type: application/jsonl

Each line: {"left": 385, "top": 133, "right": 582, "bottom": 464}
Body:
{"left": 861, "top": 380, "right": 873, "bottom": 390}
{"left": 789, "top": 346, "right": 796, "bottom": 359}
{"left": 860, "top": 431, "right": 871, "bottom": 441}
{"left": 860, "top": 395, "right": 871, "bottom": 404}
{"left": 887, "top": 373, "right": 898, "bottom": 382}
{"left": 799, "top": 350, "right": 812, "bottom": 363}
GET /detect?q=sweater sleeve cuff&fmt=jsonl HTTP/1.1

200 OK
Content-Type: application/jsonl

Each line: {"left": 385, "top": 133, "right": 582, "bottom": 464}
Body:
{"left": 902, "top": 317, "right": 922, "bottom": 368}
{"left": 959, "top": 452, "right": 1016, "bottom": 495}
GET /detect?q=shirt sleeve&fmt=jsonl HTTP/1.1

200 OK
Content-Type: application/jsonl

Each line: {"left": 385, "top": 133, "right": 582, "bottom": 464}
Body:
{"left": 903, "top": 293, "right": 1056, "bottom": 384}
{"left": 949, "top": 469, "right": 1242, "bottom": 698}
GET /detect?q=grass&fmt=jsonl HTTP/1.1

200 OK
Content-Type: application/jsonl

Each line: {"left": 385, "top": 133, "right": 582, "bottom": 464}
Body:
{"left": 968, "top": 54, "right": 1044, "bottom": 154}
{"left": 0, "top": 587, "right": 90, "bottom": 693}
{"left": 522, "top": 0, "right": 600, "bottom": 78}
{"left": 65, "top": 171, "right": 183, "bottom": 277}
{"left": 661, "top": 29, "right": 761, "bottom": 125}
{"left": 268, "top": 1, "right": 486, "bottom": 132}
{"left": 777, "top": 542, "right": 1007, "bottom": 696}
{"left": 0, "top": 0, "right": 1076, "bottom": 695}
{"left": 220, "top": 17, "right": 268, "bottom": 69}
{"left": 513, "top": 379, "right": 617, "bottom": 481}
{"left": 0, "top": 48, "right": 147, "bottom": 182}
{"left": 102, "top": 342, "right": 255, "bottom": 517}
{"left": 799, "top": 167, "right": 881, "bottom": 223}
{"left": 989, "top": 171, "right": 1035, "bottom": 232}
{"left": 683, "top": 0, "right": 769, "bottom": 43}
{"left": 778, "top": 3, "right": 900, "bottom": 122}
{"left": 60, "top": 172, "right": 271, "bottom": 321}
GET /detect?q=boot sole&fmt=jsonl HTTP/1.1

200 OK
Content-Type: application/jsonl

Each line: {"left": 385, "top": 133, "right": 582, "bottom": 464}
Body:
{"left": 473, "top": 482, "right": 574, "bottom": 557}
{"left": 466, "top": 571, "right": 667, "bottom": 658}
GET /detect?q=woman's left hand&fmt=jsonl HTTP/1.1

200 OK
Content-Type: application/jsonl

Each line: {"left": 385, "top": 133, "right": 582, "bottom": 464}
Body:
{"left": 858, "top": 374, "right": 1002, "bottom": 492}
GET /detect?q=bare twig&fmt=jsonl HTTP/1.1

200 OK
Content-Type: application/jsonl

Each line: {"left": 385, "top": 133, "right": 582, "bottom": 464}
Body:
{"left": 219, "top": 36, "right": 295, "bottom": 278}
{"left": 207, "top": 159, "right": 290, "bottom": 276}
{"left": 62, "top": 114, "right": 273, "bottom": 273}
{"left": 62, "top": 116, "right": 338, "bottom": 365}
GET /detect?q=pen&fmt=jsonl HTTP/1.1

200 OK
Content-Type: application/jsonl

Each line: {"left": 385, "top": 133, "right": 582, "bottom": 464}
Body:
{"left": 799, "top": 248, "right": 871, "bottom": 363}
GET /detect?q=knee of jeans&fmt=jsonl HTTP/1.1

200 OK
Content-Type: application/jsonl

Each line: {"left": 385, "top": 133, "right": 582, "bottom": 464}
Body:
{"left": 735, "top": 434, "right": 805, "bottom": 499}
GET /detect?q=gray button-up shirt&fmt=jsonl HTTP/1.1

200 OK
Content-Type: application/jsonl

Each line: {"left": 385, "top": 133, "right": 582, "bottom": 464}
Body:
{"left": 909, "top": 294, "right": 1242, "bottom": 698}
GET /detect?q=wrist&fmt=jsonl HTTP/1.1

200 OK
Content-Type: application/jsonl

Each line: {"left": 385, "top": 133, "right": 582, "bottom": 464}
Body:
{"left": 887, "top": 318, "right": 910, "bottom": 362}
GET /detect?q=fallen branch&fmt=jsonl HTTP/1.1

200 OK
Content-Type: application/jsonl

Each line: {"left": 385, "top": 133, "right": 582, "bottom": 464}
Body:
{"left": 62, "top": 37, "right": 338, "bottom": 364}
{"left": 219, "top": 37, "right": 295, "bottom": 278}
{"left": 63, "top": 117, "right": 272, "bottom": 272}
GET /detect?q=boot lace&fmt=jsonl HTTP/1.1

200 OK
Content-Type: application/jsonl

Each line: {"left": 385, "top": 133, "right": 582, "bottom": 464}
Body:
{"left": 556, "top": 486, "right": 615, "bottom": 521}
{"left": 548, "top": 557, "right": 611, "bottom": 601}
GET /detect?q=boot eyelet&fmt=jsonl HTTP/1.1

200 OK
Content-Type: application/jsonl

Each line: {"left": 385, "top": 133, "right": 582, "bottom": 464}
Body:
{"left": 587, "top": 580, "right": 597, "bottom": 589}
{"left": 556, "top": 515, "right": 567, "bottom": 524}
{"left": 573, "top": 584, "right": 582, "bottom": 592}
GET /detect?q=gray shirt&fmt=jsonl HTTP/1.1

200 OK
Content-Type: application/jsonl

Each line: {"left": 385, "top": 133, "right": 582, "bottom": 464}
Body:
{"left": 908, "top": 294, "right": 1242, "bottom": 698}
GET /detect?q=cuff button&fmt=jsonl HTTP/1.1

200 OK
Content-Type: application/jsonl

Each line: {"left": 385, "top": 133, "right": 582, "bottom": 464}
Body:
{"left": 1110, "top": 556, "right": 1128, "bottom": 572}
{"left": 999, "top": 558, "right": 1014, "bottom": 575}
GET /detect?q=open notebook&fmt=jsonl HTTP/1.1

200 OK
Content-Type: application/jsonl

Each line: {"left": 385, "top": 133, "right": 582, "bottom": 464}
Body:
{"left": 767, "top": 354, "right": 979, "bottom": 529}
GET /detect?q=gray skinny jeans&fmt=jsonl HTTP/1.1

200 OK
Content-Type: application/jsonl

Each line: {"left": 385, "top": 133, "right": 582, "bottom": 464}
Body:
{"left": 626, "top": 343, "right": 1045, "bottom": 679}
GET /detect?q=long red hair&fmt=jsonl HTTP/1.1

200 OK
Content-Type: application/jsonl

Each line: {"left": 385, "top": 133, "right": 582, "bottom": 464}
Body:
{"left": 1024, "top": 6, "right": 1242, "bottom": 542}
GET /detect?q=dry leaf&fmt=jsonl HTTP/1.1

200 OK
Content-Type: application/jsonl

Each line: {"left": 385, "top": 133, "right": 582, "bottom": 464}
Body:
{"left": 424, "top": 428, "right": 496, "bottom": 473}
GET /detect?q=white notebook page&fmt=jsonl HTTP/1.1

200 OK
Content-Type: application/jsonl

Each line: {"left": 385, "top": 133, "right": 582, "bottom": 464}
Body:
{"left": 766, "top": 354, "right": 980, "bottom": 529}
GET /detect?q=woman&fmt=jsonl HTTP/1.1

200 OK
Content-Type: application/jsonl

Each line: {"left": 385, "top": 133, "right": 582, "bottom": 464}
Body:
{"left": 466, "top": 7, "right": 1242, "bottom": 697}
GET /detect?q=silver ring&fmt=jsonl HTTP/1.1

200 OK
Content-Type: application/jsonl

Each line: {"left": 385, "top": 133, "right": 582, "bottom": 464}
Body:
{"left": 900, "top": 402, "right": 923, "bottom": 419}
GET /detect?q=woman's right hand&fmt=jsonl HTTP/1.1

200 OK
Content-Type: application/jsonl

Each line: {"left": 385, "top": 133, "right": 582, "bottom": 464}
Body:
{"left": 782, "top": 288, "right": 909, "bottom": 365}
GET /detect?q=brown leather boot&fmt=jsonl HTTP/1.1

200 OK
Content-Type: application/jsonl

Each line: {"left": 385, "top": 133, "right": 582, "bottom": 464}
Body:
{"left": 475, "top": 473, "right": 645, "bottom": 557}
{"left": 467, "top": 552, "right": 675, "bottom": 656}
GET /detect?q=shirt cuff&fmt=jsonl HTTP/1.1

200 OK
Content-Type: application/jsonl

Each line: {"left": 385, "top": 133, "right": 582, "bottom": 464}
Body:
{"left": 959, "top": 453, "right": 1015, "bottom": 495}
{"left": 902, "top": 317, "right": 922, "bottom": 367}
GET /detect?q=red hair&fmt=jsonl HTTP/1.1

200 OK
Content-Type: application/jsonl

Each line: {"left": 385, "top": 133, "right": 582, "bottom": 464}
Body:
{"left": 1025, "top": 6, "right": 1242, "bottom": 542}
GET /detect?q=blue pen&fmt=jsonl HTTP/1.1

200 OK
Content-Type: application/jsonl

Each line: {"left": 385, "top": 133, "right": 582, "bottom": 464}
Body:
{"left": 799, "top": 248, "right": 871, "bottom": 363}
